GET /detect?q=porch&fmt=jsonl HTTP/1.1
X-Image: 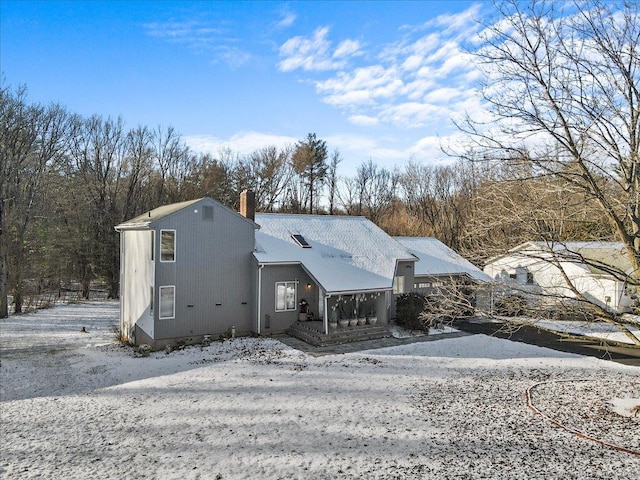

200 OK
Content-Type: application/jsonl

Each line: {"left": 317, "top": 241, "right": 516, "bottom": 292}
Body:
{"left": 287, "top": 320, "right": 391, "bottom": 347}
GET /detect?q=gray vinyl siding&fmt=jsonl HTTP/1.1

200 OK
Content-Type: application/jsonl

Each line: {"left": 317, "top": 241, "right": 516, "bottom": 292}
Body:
{"left": 152, "top": 198, "right": 255, "bottom": 340}
{"left": 259, "top": 264, "right": 316, "bottom": 334}
{"left": 390, "top": 260, "right": 416, "bottom": 318}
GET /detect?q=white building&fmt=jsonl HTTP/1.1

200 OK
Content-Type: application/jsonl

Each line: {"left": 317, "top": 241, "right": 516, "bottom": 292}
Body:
{"left": 483, "top": 241, "right": 635, "bottom": 313}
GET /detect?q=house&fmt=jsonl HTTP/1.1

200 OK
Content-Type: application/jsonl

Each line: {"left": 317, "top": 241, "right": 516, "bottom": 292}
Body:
{"left": 483, "top": 241, "right": 635, "bottom": 313}
{"left": 116, "top": 192, "right": 486, "bottom": 348}
{"left": 396, "top": 237, "right": 492, "bottom": 312}
{"left": 115, "top": 197, "right": 258, "bottom": 348}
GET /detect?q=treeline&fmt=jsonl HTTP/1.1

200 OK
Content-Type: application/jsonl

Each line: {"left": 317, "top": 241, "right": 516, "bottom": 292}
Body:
{"left": 0, "top": 84, "right": 616, "bottom": 316}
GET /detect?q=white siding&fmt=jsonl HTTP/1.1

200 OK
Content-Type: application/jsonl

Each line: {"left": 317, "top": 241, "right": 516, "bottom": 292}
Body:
{"left": 121, "top": 230, "right": 155, "bottom": 341}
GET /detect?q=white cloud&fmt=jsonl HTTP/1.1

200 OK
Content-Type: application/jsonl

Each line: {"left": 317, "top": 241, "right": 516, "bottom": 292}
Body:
{"left": 333, "top": 39, "right": 362, "bottom": 59}
{"left": 348, "top": 115, "right": 379, "bottom": 127}
{"left": 184, "top": 132, "right": 297, "bottom": 156}
{"left": 278, "top": 27, "right": 361, "bottom": 72}
{"left": 277, "top": 12, "right": 297, "bottom": 28}
{"left": 142, "top": 19, "right": 251, "bottom": 68}
{"left": 279, "top": 4, "right": 488, "bottom": 133}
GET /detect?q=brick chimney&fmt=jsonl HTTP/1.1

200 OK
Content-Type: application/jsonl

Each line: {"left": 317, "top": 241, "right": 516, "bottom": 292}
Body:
{"left": 240, "top": 189, "right": 255, "bottom": 221}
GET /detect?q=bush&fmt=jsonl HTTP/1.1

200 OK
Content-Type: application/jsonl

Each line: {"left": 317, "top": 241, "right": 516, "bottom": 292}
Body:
{"left": 494, "top": 294, "right": 527, "bottom": 316}
{"left": 395, "top": 293, "right": 428, "bottom": 331}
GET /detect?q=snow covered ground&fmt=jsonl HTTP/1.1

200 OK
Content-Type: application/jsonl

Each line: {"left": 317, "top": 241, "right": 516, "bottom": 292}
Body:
{"left": 527, "top": 318, "right": 640, "bottom": 345}
{"left": 1, "top": 302, "right": 639, "bottom": 479}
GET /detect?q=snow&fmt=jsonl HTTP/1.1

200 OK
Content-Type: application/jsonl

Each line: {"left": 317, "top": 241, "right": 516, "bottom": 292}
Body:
{"left": 526, "top": 318, "right": 640, "bottom": 345}
{"left": 1, "top": 302, "right": 639, "bottom": 479}
{"left": 254, "top": 214, "right": 414, "bottom": 293}
{"left": 396, "top": 237, "right": 492, "bottom": 282}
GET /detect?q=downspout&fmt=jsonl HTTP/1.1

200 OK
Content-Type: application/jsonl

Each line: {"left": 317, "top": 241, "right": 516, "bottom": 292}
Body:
{"left": 257, "top": 264, "right": 264, "bottom": 335}
{"left": 324, "top": 293, "right": 331, "bottom": 335}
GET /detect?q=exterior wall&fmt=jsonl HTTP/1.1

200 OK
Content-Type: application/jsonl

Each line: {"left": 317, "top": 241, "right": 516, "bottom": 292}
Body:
{"left": 390, "top": 260, "right": 415, "bottom": 318}
{"left": 411, "top": 274, "right": 489, "bottom": 315}
{"left": 152, "top": 199, "right": 255, "bottom": 342}
{"left": 258, "top": 264, "right": 317, "bottom": 334}
{"left": 484, "top": 254, "right": 631, "bottom": 313}
{"left": 120, "top": 230, "right": 154, "bottom": 342}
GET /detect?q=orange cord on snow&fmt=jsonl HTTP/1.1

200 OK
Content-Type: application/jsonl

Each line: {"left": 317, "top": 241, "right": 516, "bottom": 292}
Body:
{"left": 525, "top": 380, "right": 640, "bottom": 457}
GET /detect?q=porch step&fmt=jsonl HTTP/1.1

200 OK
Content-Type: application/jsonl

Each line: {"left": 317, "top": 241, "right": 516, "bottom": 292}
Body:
{"left": 286, "top": 321, "right": 390, "bottom": 347}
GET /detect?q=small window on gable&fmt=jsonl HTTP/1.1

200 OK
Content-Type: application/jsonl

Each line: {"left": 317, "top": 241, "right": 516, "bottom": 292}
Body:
{"left": 291, "top": 234, "right": 311, "bottom": 248}
{"left": 526, "top": 272, "right": 534, "bottom": 284}
{"left": 203, "top": 206, "right": 214, "bottom": 221}
{"left": 160, "top": 230, "right": 175, "bottom": 262}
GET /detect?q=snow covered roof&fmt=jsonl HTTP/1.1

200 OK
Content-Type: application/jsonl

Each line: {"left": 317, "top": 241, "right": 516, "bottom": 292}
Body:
{"left": 396, "top": 237, "right": 491, "bottom": 282}
{"left": 254, "top": 214, "right": 415, "bottom": 293}
{"left": 503, "top": 241, "right": 632, "bottom": 275}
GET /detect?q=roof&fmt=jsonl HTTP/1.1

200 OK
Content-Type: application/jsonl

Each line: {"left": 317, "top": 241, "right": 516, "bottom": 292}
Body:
{"left": 254, "top": 214, "right": 415, "bottom": 293}
{"left": 115, "top": 197, "right": 258, "bottom": 230}
{"left": 396, "top": 237, "right": 491, "bottom": 282}
{"left": 492, "top": 241, "right": 633, "bottom": 276}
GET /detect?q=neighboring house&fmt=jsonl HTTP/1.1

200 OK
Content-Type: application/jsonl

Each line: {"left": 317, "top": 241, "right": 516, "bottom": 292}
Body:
{"left": 116, "top": 192, "right": 487, "bottom": 348}
{"left": 396, "top": 237, "right": 492, "bottom": 311}
{"left": 483, "top": 241, "right": 635, "bottom": 313}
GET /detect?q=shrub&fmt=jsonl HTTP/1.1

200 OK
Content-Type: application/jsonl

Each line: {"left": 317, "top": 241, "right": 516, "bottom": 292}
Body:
{"left": 395, "top": 293, "right": 428, "bottom": 331}
{"left": 494, "top": 294, "right": 527, "bottom": 316}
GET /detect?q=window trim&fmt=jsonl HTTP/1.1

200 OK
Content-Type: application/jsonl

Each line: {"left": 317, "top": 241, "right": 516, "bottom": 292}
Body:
{"left": 159, "top": 285, "right": 176, "bottom": 319}
{"left": 160, "top": 229, "right": 176, "bottom": 263}
{"left": 275, "top": 281, "right": 297, "bottom": 312}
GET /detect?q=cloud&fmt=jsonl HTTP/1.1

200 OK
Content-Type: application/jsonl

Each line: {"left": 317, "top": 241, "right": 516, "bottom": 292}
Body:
{"left": 142, "top": 19, "right": 251, "bottom": 68}
{"left": 277, "top": 12, "right": 297, "bottom": 28}
{"left": 184, "top": 132, "right": 298, "bottom": 156}
{"left": 348, "top": 115, "right": 379, "bottom": 127}
{"left": 278, "top": 4, "right": 488, "bottom": 133}
{"left": 278, "top": 27, "right": 361, "bottom": 72}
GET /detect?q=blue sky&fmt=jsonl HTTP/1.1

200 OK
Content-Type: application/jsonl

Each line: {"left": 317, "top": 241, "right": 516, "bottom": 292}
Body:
{"left": 1, "top": 0, "right": 487, "bottom": 174}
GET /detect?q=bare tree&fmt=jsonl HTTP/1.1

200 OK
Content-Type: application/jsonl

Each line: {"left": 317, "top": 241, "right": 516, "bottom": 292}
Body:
{"left": 239, "top": 146, "right": 293, "bottom": 212}
{"left": 292, "top": 133, "right": 328, "bottom": 214}
{"left": 458, "top": 0, "right": 640, "bottom": 343}
{"left": 0, "top": 84, "right": 73, "bottom": 314}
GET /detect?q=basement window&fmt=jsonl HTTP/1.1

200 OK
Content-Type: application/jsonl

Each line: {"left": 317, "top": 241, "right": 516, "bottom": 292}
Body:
{"left": 291, "top": 234, "right": 311, "bottom": 248}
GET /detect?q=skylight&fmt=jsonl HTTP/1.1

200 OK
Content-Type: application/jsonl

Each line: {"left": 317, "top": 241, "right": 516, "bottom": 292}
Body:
{"left": 291, "top": 234, "right": 312, "bottom": 248}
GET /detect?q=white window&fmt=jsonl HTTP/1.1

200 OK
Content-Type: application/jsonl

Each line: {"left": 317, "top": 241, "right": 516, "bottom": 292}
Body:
{"left": 160, "top": 230, "right": 175, "bottom": 262}
{"left": 393, "top": 276, "right": 405, "bottom": 294}
{"left": 159, "top": 286, "right": 175, "bottom": 319}
{"left": 275, "top": 281, "right": 296, "bottom": 312}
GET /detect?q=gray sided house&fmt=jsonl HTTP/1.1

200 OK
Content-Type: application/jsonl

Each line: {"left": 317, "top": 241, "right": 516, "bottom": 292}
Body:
{"left": 115, "top": 197, "right": 258, "bottom": 349}
{"left": 116, "top": 195, "right": 487, "bottom": 348}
